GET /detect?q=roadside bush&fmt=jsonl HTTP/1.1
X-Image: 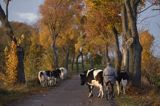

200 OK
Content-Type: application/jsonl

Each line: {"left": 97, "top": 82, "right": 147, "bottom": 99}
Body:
{"left": 2, "top": 41, "right": 18, "bottom": 86}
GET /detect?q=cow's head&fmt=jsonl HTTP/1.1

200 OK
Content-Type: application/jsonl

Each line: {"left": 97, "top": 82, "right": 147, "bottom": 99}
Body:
{"left": 80, "top": 71, "right": 87, "bottom": 85}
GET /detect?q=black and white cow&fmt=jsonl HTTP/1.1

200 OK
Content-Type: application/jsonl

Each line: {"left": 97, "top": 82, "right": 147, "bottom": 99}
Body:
{"left": 80, "top": 69, "right": 104, "bottom": 98}
{"left": 38, "top": 68, "right": 62, "bottom": 87}
{"left": 116, "top": 71, "right": 129, "bottom": 95}
{"left": 50, "top": 68, "right": 62, "bottom": 85}
{"left": 38, "top": 70, "right": 56, "bottom": 87}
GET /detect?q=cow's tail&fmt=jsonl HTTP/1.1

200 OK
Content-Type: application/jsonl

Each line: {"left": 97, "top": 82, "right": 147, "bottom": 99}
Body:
{"left": 38, "top": 71, "right": 45, "bottom": 83}
{"left": 38, "top": 71, "right": 43, "bottom": 78}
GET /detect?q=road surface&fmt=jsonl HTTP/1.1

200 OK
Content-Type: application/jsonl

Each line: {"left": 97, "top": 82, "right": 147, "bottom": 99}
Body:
{"left": 11, "top": 75, "right": 117, "bottom": 106}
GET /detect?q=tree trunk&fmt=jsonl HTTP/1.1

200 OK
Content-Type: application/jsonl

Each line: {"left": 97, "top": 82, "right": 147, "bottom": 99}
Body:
{"left": 17, "top": 46, "right": 25, "bottom": 83}
{"left": 71, "top": 51, "right": 75, "bottom": 71}
{"left": 52, "top": 42, "right": 59, "bottom": 69}
{"left": 129, "top": 45, "right": 134, "bottom": 78}
{"left": 121, "top": 4, "right": 128, "bottom": 42}
{"left": 125, "top": 0, "right": 142, "bottom": 86}
{"left": 65, "top": 47, "right": 69, "bottom": 70}
{"left": 112, "top": 27, "right": 122, "bottom": 72}
{"left": 76, "top": 54, "right": 80, "bottom": 73}
{"left": 121, "top": 4, "right": 129, "bottom": 72}
{"left": 81, "top": 52, "right": 85, "bottom": 72}
{"left": 133, "top": 40, "right": 142, "bottom": 86}
{"left": 89, "top": 54, "right": 94, "bottom": 69}
{"left": 105, "top": 45, "right": 110, "bottom": 64}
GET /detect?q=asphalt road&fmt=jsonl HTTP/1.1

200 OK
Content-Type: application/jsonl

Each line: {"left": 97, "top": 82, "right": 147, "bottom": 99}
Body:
{"left": 10, "top": 75, "right": 117, "bottom": 106}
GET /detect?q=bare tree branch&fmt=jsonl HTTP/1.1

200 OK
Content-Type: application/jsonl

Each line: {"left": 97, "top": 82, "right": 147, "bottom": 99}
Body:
{"left": 3, "top": 0, "right": 11, "bottom": 19}
{"left": 0, "top": 4, "right": 16, "bottom": 43}
{"left": 138, "top": 4, "right": 154, "bottom": 14}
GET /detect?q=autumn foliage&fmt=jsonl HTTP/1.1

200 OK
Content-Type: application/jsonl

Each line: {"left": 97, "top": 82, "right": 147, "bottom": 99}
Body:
{"left": 3, "top": 41, "right": 18, "bottom": 86}
{"left": 140, "top": 31, "right": 154, "bottom": 74}
{"left": 140, "top": 31, "right": 160, "bottom": 86}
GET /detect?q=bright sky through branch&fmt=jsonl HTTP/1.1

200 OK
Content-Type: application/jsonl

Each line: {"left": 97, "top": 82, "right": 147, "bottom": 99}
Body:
{"left": 0, "top": 0, "right": 44, "bottom": 24}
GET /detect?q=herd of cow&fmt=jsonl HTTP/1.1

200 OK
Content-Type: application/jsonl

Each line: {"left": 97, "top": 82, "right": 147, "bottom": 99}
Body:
{"left": 38, "top": 67, "right": 68, "bottom": 87}
{"left": 38, "top": 65, "right": 129, "bottom": 99}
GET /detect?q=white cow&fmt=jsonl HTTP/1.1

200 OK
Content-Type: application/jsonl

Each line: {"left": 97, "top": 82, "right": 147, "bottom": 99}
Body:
{"left": 59, "top": 67, "right": 68, "bottom": 80}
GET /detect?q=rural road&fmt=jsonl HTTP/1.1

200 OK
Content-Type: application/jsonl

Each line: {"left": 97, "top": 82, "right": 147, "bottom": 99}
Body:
{"left": 11, "top": 75, "right": 117, "bottom": 106}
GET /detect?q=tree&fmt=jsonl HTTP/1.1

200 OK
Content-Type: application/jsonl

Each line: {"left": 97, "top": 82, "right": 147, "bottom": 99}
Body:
{"left": 0, "top": 2, "right": 25, "bottom": 84}
{"left": 57, "top": 26, "right": 78, "bottom": 70}
{"left": 40, "top": 0, "right": 74, "bottom": 69}
{"left": 84, "top": 0, "right": 121, "bottom": 68}
{"left": 85, "top": 0, "right": 150, "bottom": 87}
{"left": 25, "top": 31, "right": 48, "bottom": 79}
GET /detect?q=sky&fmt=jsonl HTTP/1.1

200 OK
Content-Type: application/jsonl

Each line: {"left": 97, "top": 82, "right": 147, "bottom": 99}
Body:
{"left": 0, "top": 0, "right": 44, "bottom": 24}
{"left": 0, "top": 0, "right": 160, "bottom": 56}
{"left": 138, "top": 2, "right": 160, "bottom": 57}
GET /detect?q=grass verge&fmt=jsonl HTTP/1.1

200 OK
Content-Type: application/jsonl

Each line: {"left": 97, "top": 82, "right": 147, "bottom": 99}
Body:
{"left": 0, "top": 78, "right": 49, "bottom": 106}
{"left": 115, "top": 86, "right": 160, "bottom": 106}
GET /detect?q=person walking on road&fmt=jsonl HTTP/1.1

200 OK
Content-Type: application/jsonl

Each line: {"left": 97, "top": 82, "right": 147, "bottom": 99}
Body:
{"left": 103, "top": 63, "right": 117, "bottom": 99}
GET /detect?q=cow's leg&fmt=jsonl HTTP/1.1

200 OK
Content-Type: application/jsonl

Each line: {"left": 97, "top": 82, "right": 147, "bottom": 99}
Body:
{"left": 54, "top": 78, "right": 57, "bottom": 85}
{"left": 122, "top": 79, "right": 127, "bottom": 94}
{"left": 40, "top": 80, "right": 44, "bottom": 87}
{"left": 88, "top": 85, "right": 93, "bottom": 97}
{"left": 45, "top": 79, "right": 48, "bottom": 87}
{"left": 98, "top": 84, "right": 104, "bottom": 98}
{"left": 52, "top": 78, "right": 56, "bottom": 86}
{"left": 47, "top": 78, "right": 50, "bottom": 87}
{"left": 53, "top": 78, "right": 56, "bottom": 85}
{"left": 123, "top": 86, "right": 126, "bottom": 94}
{"left": 39, "top": 75, "right": 46, "bottom": 87}
{"left": 116, "top": 81, "right": 120, "bottom": 95}
{"left": 41, "top": 79, "right": 47, "bottom": 87}
{"left": 111, "top": 83, "right": 115, "bottom": 98}
{"left": 41, "top": 80, "right": 46, "bottom": 87}
{"left": 49, "top": 78, "right": 53, "bottom": 87}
